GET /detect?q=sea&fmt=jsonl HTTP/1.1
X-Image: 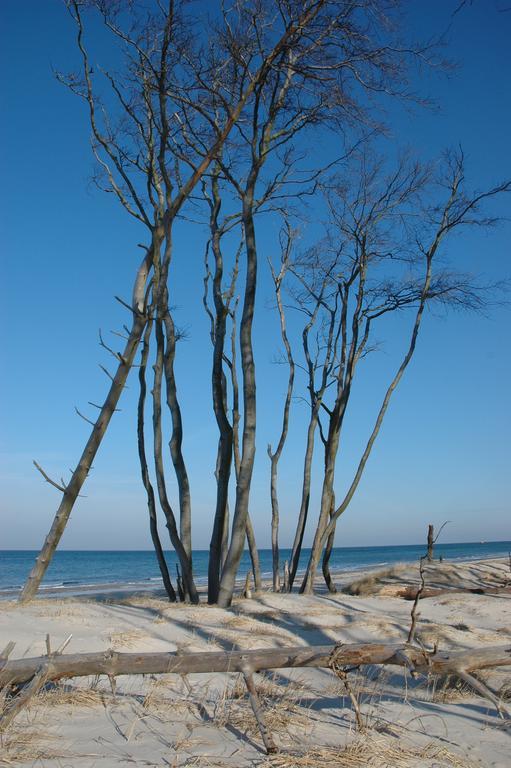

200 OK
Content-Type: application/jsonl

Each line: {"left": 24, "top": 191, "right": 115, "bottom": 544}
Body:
{"left": 1, "top": 541, "right": 509, "bottom": 599}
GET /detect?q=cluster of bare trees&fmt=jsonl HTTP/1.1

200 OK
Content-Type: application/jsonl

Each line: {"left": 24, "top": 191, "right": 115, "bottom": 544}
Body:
{"left": 20, "top": 0, "right": 509, "bottom": 607}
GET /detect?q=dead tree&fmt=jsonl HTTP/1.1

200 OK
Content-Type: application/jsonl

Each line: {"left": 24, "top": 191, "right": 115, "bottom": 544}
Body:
{"left": 202, "top": 167, "right": 262, "bottom": 601}
{"left": 21, "top": 0, "right": 327, "bottom": 602}
{"left": 427, "top": 525, "right": 435, "bottom": 561}
{"left": 213, "top": 0, "right": 434, "bottom": 608}
{"left": 267, "top": 223, "right": 295, "bottom": 592}
{"left": 138, "top": 318, "right": 176, "bottom": 601}
{"left": 287, "top": 256, "right": 343, "bottom": 590}
{"left": 2, "top": 641, "right": 510, "bottom": 745}
{"left": 299, "top": 152, "right": 510, "bottom": 594}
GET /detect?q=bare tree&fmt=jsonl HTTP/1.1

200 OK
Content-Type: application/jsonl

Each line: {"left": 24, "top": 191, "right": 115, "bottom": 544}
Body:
{"left": 297, "top": 151, "right": 510, "bottom": 594}
{"left": 20, "top": 0, "right": 453, "bottom": 605}
{"left": 214, "top": 0, "right": 434, "bottom": 608}
{"left": 21, "top": 0, "right": 330, "bottom": 602}
{"left": 267, "top": 223, "right": 295, "bottom": 591}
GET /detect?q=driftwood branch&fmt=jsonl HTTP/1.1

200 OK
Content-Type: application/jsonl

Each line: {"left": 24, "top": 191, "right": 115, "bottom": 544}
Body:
{"left": 33, "top": 461, "right": 67, "bottom": 493}
{"left": 1, "top": 641, "right": 510, "bottom": 745}
{"left": 2, "top": 642, "right": 510, "bottom": 690}
{"left": 0, "top": 634, "right": 72, "bottom": 733}
{"left": 0, "top": 643, "right": 15, "bottom": 661}
{"left": 242, "top": 667, "right": 278, "bottom": 753}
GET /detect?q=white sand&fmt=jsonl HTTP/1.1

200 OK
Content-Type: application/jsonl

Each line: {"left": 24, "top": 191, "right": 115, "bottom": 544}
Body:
{"left": 0, "top": 558, "right": 510, "bottom": 767}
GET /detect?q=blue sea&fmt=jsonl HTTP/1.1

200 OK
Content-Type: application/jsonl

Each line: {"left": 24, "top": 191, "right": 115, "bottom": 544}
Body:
{"left": 1, "top": 541, "right": 510, "bottom": 599}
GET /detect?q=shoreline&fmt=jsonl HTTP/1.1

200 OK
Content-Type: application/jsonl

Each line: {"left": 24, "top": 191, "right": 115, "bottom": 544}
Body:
{"left": 1, "top": 550, "right": 508, "bottom": 602}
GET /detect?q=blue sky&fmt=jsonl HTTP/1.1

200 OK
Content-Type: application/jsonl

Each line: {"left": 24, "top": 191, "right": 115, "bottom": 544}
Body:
{"left": 0, "top": 0, "right": 510, "bottom": 551}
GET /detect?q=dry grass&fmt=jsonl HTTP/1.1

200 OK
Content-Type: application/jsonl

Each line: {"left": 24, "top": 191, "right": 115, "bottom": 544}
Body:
{"left": 107, "top": 628, "right": 148, "bottom": 648}
{"left": 36, "top": 684, "right": 105, "bottom": 709}
{"left": 0, "top": 725, "right": 69, "bottom": 765}
{"left": 210, "top": 672, "right": 313, "bottom": 738}
{"left": 342, "top": 566, "right": 405, "bottom": 596}
{"left": 262, "top": 736, "right": 475, "bottom": 768}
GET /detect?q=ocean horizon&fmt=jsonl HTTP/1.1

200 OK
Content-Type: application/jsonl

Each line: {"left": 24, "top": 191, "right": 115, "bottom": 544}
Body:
{"left": 1, "top": 540, "right": 510, "bottom": 598}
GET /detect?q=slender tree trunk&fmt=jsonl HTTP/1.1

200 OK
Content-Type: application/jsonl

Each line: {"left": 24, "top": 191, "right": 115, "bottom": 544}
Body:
{"left": 245, "top": 514, "right": 262, "bottom": 592}
{"left": 162, "top": 309, "right": 193, "bottom": 563}
{"left": 268, "top": 249, "right": 294, "bottom": 593}
{"left": 301, "top": 254, "right": 435, "bottom": 593}
{"left": 137, "top": 318, "right": 176, "bottom": 601}
{"left": 427, "top": 524, "right": 434, "bottom": 561}
{"left": 223, "top": 304, "right": 261, "bottom": 597}
{"left": 288, "top": 408, "right": 318, "bottom": 590}
{"left": 300, "top": 430, "right": 339, "bottom": 594}
{"left": 207, "top": 330, "right": 233, "bottom": 601}
{"left": 19, "top": 251, "right": 152, "bottom": 603}
{"left": 208, "top": 428, "right": 233, "bottom": 602}
{"left": 218, "top": 194, "right": 258, "bottom": 608}
{"left": 269, "top": 453, "right": 281, "bottom": 592}
{"left": 322, "top": 493, "right": 337, "bottom": 594}
{"left": 220, "top": 500, "right": 230, "bottom": 570}
{"left": 152, "top": 318, "right": 198, "bottom": 603}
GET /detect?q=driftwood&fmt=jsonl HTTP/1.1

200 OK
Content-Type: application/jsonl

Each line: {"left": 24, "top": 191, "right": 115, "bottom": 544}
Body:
{"left": 397, "top": 585, "right": 511, "bottom": 600}
{"left": 1, "top": 641, "right": 510, "bottom": 748}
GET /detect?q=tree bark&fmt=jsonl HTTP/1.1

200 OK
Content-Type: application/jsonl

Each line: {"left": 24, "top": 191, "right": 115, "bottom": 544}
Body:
{"left": 301, "top": 429, "right": 339, "bottom": 594}
{"left": 137, "top": 318, "right": 176, "bottom": 602}
{"left": 152, "top": 318, "right": 198, "bottom": 603}
{"left": 322, "top": 493, "right": 337, "bottom": 594}
{"left": 245, "top": 514, "right": 262, "bottom": 592}
{"left": 3, "top": 643, "right": 510, "bottom": 689}
{"left": 218, "top": 195, "right": 258, "bottom": 608}
{"left": 268, "top": 250, "right": 294, "bottom": 593}
{"left": 162, "top": 309, "right": 193, "bottom": 563}
{"left": 427, "top": 524, "right": 434, "bottom": 561}
{"left": 288, "top": 408, "right": 318, "bottom": 590}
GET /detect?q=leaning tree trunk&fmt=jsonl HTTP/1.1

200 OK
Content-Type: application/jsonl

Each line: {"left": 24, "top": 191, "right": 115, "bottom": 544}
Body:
{"left": 19, "top": 250, "right": 152, "bottom": 603}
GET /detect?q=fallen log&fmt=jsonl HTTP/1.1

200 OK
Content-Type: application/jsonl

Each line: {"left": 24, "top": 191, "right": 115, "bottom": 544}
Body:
{"left": 1, "top": 642, "right": 510, "bottom": 746}
{"left": 1, "top": 642, "right": 510, "bottom": 689}
{"left": 396, "top": 585, "right": 511, "bottom": 600}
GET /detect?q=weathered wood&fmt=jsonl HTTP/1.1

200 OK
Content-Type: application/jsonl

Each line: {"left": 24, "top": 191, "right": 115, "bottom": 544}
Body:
{"left": 242, "top": 667, "right": 278, "bottom": 754}
{"left": 0, "top": 664, "right": 50, "bottom": 732}
{"left": 397, "top": 585, "right": 511, "bottom": 600}
{"left": 0, "top": 642, "right": 15, "bottom": 661}
{"left": 2, "top": 643, "right": 510, "bottom": 690}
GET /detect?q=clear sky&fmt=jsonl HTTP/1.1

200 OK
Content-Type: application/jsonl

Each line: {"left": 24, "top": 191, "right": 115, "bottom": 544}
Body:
{"left": 1, "top": 0, "right": 510, "bottom": 551}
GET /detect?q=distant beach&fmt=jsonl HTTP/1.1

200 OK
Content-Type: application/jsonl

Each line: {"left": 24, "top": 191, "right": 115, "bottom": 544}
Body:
{"left": 1, "top": 540, "right": 509, "bottom": 600}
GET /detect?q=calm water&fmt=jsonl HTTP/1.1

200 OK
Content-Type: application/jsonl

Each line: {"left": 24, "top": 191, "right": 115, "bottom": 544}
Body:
{"left": 1, "top": 541, "right": 510, "bottom": 597}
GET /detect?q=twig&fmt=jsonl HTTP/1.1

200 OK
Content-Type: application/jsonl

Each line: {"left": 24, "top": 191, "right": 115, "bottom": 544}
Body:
{"left": 33, "top": 461, "right": 66, "bottom": 493}
{"left": 457, "top": 669, "right": 510, "bottom": 720}
{"left": 329, "top": 644, "right": 364, "bottom": 730}
{"left": 114, "top": 295, "right": 143, "bottom": 317}
{"left": 74, "top": 406, "right": 95, "bottom": 427}
{"left": 99, "top": 329, "right": 126, "bottom": 364}
{"left": 242, "top": 667, "right": 278, "bottom": 754}
{"left": 407, "top": 555, "right": 426, "bottom": 644}
{"left": 88, "top": 401, "right": 121, "bottom": 412}
{"left": 0, "top": 664, "right": 50, "bottom": 733}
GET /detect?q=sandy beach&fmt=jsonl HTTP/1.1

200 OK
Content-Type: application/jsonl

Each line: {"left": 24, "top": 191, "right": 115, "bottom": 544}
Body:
{"left": 1, "top": 557, "right": 510, "bottom": 767}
